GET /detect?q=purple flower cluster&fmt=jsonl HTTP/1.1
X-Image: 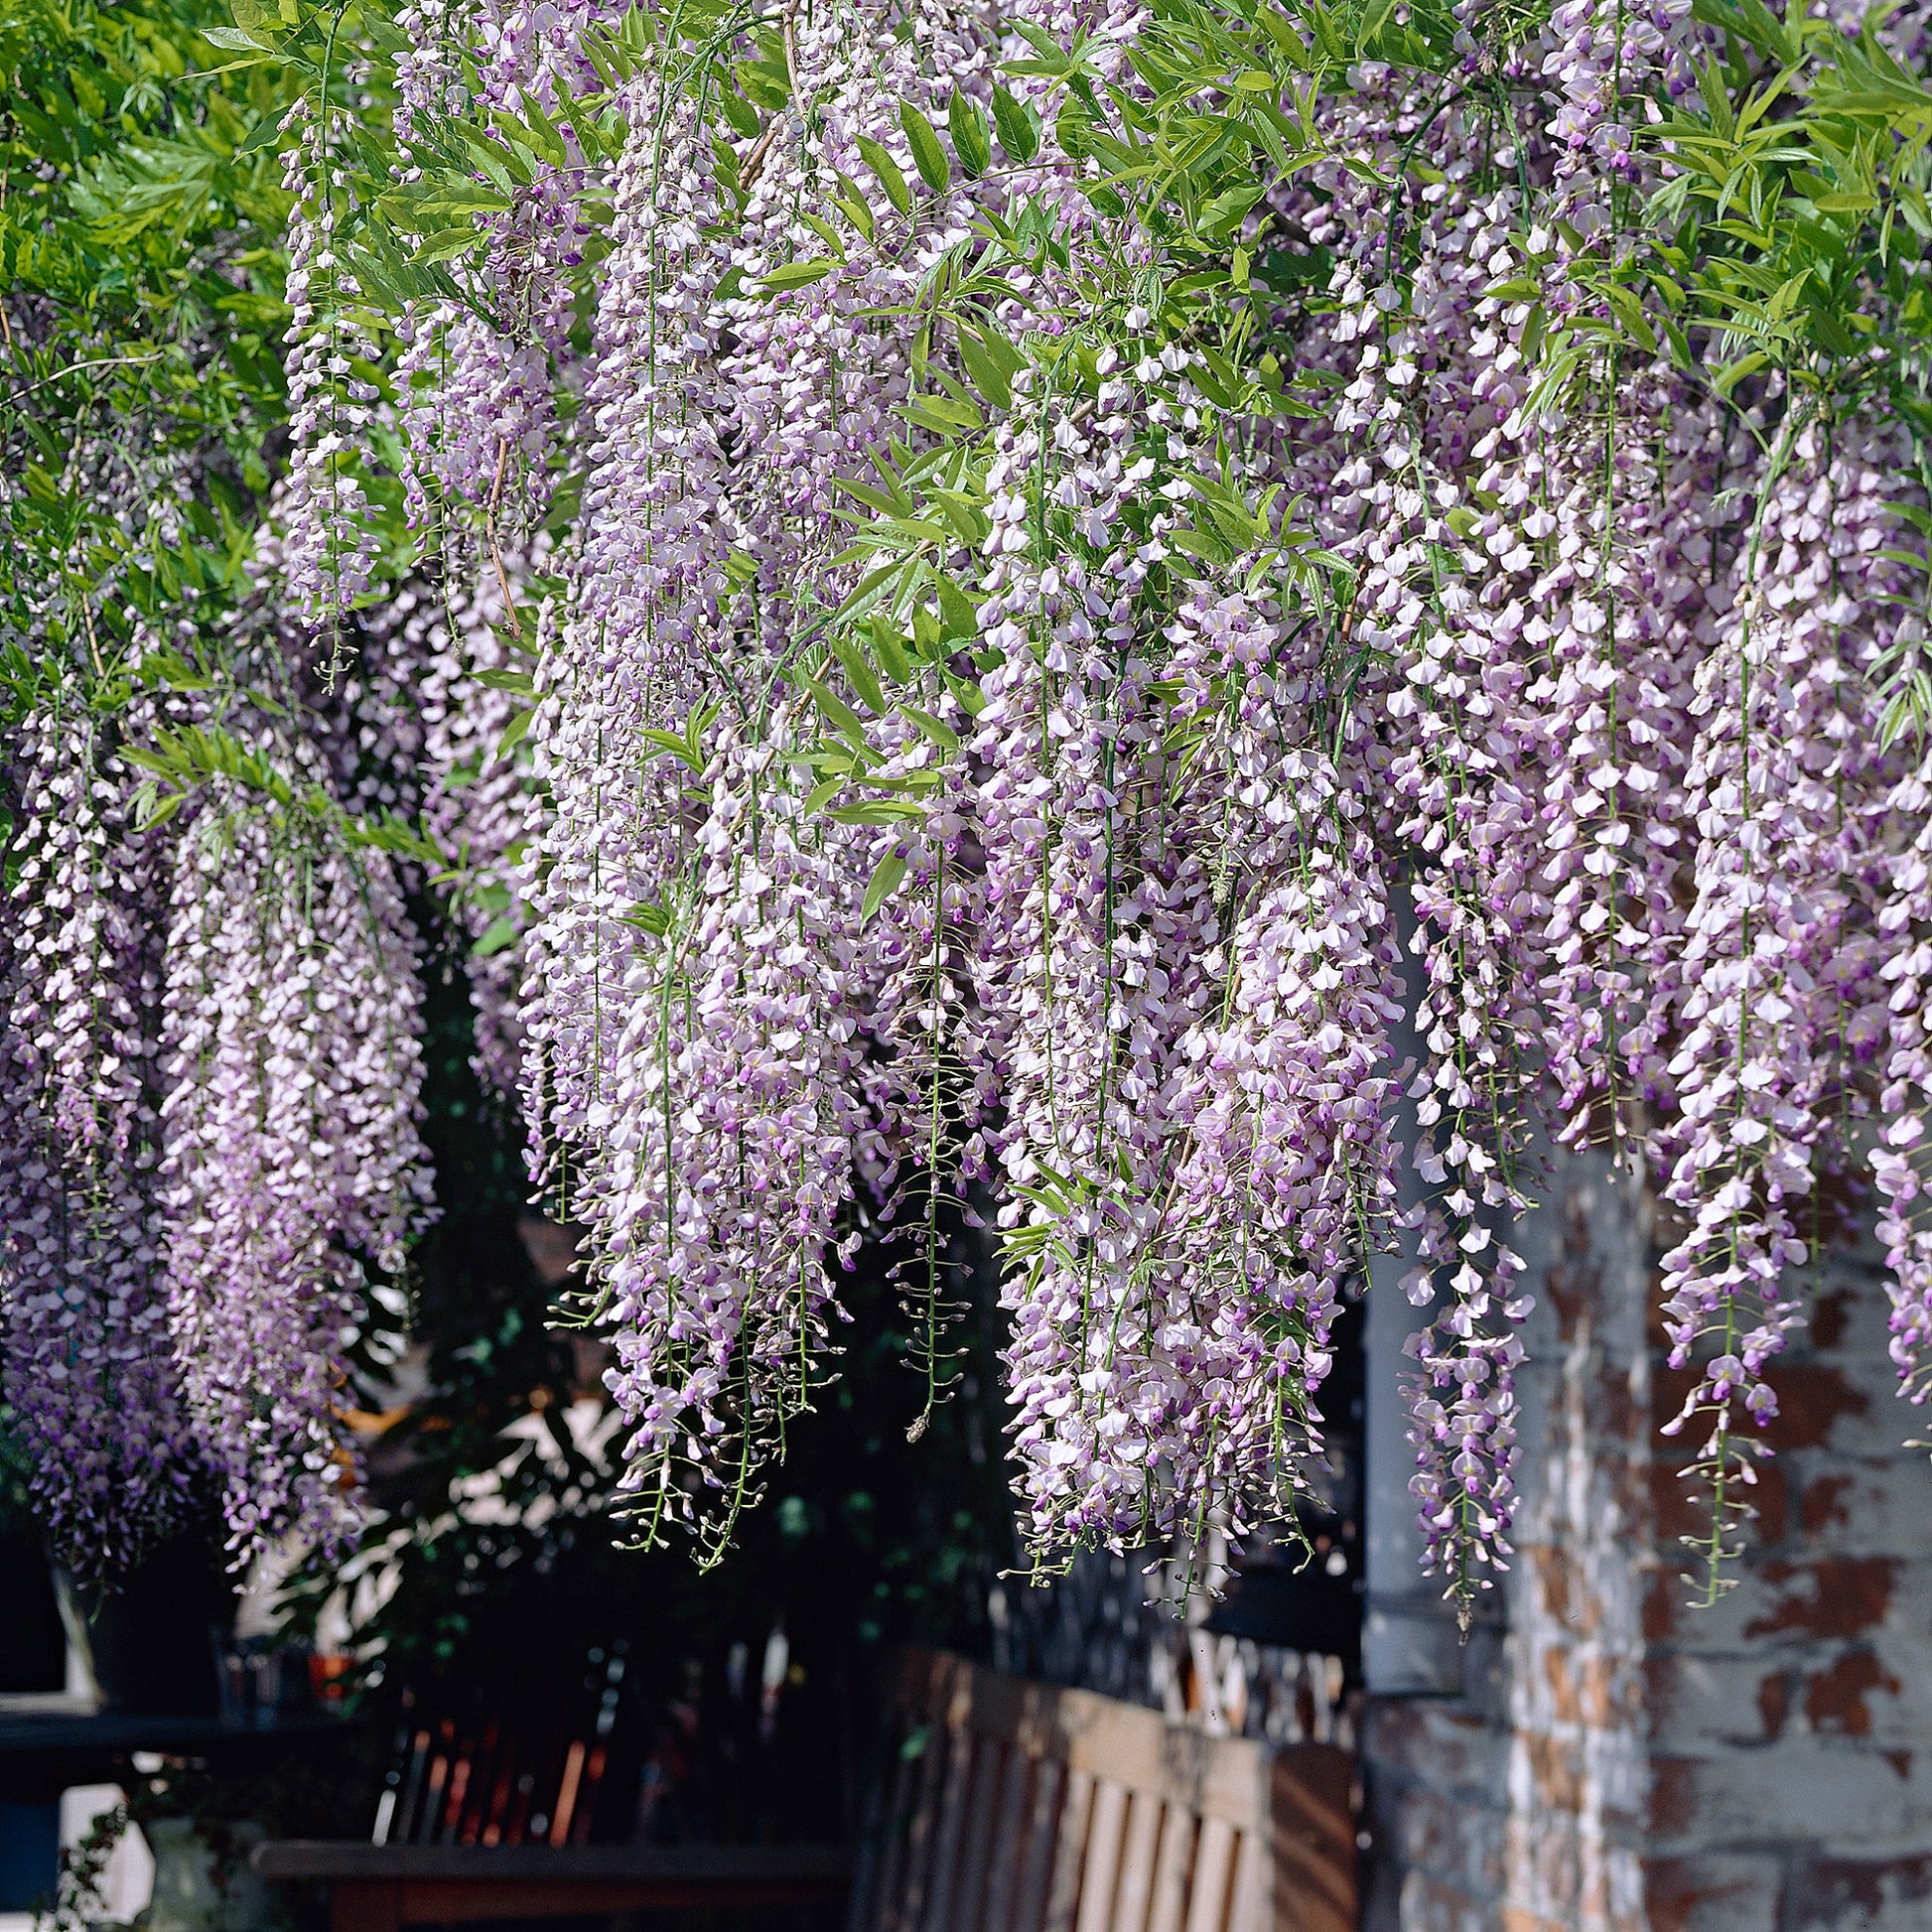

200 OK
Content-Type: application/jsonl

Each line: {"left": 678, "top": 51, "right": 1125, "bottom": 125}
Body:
{"left": 207, "top": 0, "right": 1932, "bottom": 1610}
{"left": 275, "top": 104, "right": 383, "bottom": 625}
{"left": 0, "top": 694, "right": 189, "bottom": 1575}
{"left": 161, "top": 804, "right": 433, "bottom": 1555}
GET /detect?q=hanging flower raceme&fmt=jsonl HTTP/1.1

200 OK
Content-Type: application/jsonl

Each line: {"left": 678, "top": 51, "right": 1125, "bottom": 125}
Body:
{"left": 516, "top": 3, "right": 995, "bottom": 1546}
{"left": 1289, "top": 86, "right": 1556, "bottom": 1603}
{"left": 584, "top": 721, "right": 877, "bottom": 1554}
{"left": 161, "top": 798, "right": 433, "bottom": 1556}
{"left": 1159, "top": 582, "right": 1406, "bottom": 1543}
{"left": 1656, "top": 419, "right": 1909, "bottom": 1591}
{"left": 0, "top": 695, "right": 191, "bottom": 1576}
{"left": 274, "top": 101, "right": 384, "bottom": 629}
{"left": 205, "top": 0, "right": 1932, "bottom": 1612}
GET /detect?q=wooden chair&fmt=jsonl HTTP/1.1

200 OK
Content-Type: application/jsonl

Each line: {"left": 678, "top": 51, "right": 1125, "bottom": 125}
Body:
{"left": 367, "top": 1646, "right": 632, "bottom": 1849}
{"left": 846, "top": 1650, "right": 1355, "bottom": 1932}
{"left": 256, "top": 1641, "right": 852, "bottom": 1927}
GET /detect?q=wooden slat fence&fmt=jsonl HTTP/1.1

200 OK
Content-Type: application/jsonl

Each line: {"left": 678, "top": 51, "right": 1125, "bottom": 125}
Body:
{"left": 847, "top": 1651, "right": 1354, "bottom": 1932}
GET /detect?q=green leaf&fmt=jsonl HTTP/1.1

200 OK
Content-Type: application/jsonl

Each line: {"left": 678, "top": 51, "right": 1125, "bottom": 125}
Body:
{"left": 496, "top": 707, "right": 534, "bottom": 757}
{"left": 901, "top": 104, "right": 950, "bottom": 193}
{"left": 1602, "top": 283, "right": 1657, "bottom": 354}
{"left": 832, "top": 634, "right": 887, "bottom": 714}
{"left": 621, "top": 899, "right": 671, "bottom": 936}
{"left": 856, "top": 135, "right": 911, "bottom": 215}
{"left": 990, "top": 84, "right": 1040, "bottom": 163}
{"left": 948, "top": 91, "right": 991, "bottom": 179}
{"left": 957, "top": 328, "right": 1012, "bottom": 411}
{"left": 838, "top": 475, "right": 912, "bottom": 518}
{"left": 903, "top": 392, "right": 984, "bottom": 436}
{"left": 861, "top": 849, "right": 909, "bottom": 923}
{"left": 472, "top": 915, "right": 520, "bottom": 958}
{"left": 870, "top": 617, "right": 912, "bottom": 683}
{"left": 414, "top": 226, "right": 486, "bottom": 265}
{"left": 798, "top": 211, "right": 847, "bottom": 258}
{"left": 1199, "top": 181, "right": 1263, "bottom": 241}
{"left": 934, "top": 575, "right": 980, "bottom": 639}
{"left": 640, "top": 727, "right": 707, "bottom": 771}
{"left": 1714, "top": 348, "right": 1770, "bottom": 395}
{"left": 941, "top": 667, "right": 987, "bottom": 716}
{"left": 759, "top": 258, "right": 836, "bottom": 291}
{"left": 832, "top": 801, "right": 924, "bottom": 825}
{"left": 903, "top": 706, "right": 960, "bottom": 752}
{"left": 805, "top": 676, "right": 872, "bottom": 747}
{"left": 831, "top": 172, "right": 875, "bottom": 243}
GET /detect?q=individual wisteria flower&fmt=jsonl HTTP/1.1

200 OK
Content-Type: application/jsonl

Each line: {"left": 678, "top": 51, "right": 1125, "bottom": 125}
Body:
{"left": 161, "top": 799, "right": 434, "bottom": 1557}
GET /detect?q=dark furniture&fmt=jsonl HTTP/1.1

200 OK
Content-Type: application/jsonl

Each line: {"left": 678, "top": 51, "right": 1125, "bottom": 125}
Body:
{"left": 251, "top": 1840, "right": 854, "bottom": 1931}
{"left": 0, "top": 1702, "right": 345, "bottom": 1805}
{"left": 256, "top": 1650, "right": 1356, "bottom": 1932}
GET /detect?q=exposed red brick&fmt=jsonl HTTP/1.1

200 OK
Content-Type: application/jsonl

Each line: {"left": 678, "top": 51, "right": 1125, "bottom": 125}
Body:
{"left": 1574, "top": 1652, "right": 1620, "bottom": 1730}
{"left": 1759, "top": 1363, "right": 1872, "bottom": 1452}
{"left": 1542, "top": 1646, "right": 1583, "bottom": 1728}
{"left": 1811, "top": 1287, "right": 1853, "bottom": 1350}
{"left": 1364, "top": 1172, "right": 1932, "bottom": 1931}
{"left": 1802, "top": 1648, "right": 1899, "bottom": 1736}
{"left": 1647, "top": 1756, "right": 1697, "bottom": 1837}
{"left": 1544, "top": 1254, "right": 1592, "bottom": 1332}
{"left": 1645, "top": 1853, "right": 1784, "bottom": 1932}
{"left": 1743, "top": 1556, "right": 1896, "bottom": 1641}
{"left": 1524, "top": 1731, "right": 1583, "bottom": 1815}
{"left": 1799, "top": 1472, "right": 1855, "bottom": 1536}
{"left": 1788, "top": 1853, "right": 1932, "bottom": 1928}
{"left": 1532, "top": 1544, "right": 1575, "bottom": 1631}
{"left": 1643, "top": 1570, "right": 1673, "bottom": 1646}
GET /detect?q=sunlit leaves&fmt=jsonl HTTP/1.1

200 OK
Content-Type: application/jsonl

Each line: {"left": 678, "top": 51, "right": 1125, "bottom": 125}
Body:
{"left": 990, "top": 84, "right": 1040, "bottom": 163}
{"left": 900, "top": 103, "right": 950, "bottom": 192}
{"left": 0, "top": 0, "right": 302, "bottom": 716}
{"left": 856, "top": 133, "right": 912, "bottom": 214}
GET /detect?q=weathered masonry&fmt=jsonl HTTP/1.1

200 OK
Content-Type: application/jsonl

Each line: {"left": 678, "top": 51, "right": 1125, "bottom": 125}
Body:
{"left": 1361, "top": 1155, "right": 1932, "bottom": 1932}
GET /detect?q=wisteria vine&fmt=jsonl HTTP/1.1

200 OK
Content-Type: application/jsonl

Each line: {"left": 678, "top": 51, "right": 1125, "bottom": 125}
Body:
{"left": 263, "top": 0, "right": 1932, "bottom": 1611}
{"left": 15, "top": 0, "right": 1932, "bottom": 1617}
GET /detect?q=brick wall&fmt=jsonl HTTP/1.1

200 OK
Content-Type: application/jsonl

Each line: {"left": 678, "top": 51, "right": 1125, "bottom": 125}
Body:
{"left": 1363, "top": 1156, "right": 1932, "bottom": 1931}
